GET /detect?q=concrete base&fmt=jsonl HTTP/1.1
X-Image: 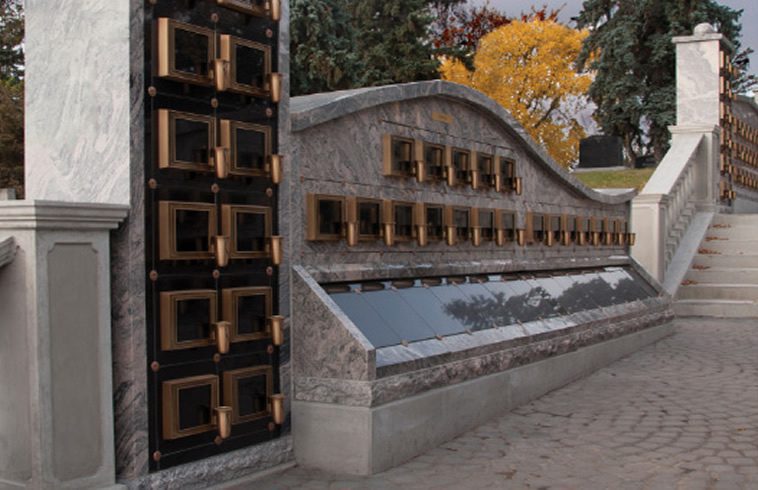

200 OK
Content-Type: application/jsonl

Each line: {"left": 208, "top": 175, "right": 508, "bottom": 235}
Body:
{"left": 293, "top": 323, "right": 675, "bottom": 476}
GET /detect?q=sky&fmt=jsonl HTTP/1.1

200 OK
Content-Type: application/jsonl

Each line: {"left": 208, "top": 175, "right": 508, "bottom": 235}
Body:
{"left": 469, "top": 0, "right": 757, "bottom": 80}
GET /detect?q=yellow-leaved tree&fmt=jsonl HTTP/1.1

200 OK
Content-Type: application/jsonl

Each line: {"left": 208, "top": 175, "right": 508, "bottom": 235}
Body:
{"left": 441, "top": 19, "right": 592, "bottom": 167}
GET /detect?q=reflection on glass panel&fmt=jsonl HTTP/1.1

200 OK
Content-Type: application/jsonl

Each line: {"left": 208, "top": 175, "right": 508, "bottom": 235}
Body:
{"left": 522, "top": 277, "right": 562, "bottom": 319}
{"left": 178, "top": 385, "right": 212, "bottom": 430}
{"left": 237, "top": 295, "right": 267, "bottom": 335}
{"left": 454, "top": 209, "right": 470, "bottom": 241}
{"left": 175, "top": 119, "right": 210, "bottom": 164}
{"left": 392, "top": 138, "right": 414, "bottom": 175}
{"left": 176, "top": 210, "right": 210, "bottom": 252}
{"left": 235, "top": 44, "right": 266, "bottom": 89}
{"left": 396, "top": 284, "right": 466, "bottom": 337}
{"left": 358, "top": 201, "right": 381, "bottom": 237}
{"left": 236, "top": 212, "right": 267, "bottom": 252}
{"left": 318, "top": 200, "right": 343, "bottom": 236}
{"left": 453, "top": 150, "right": 469, "bottom": 183}
{"left": 502, "top": 212, "right": 516, "bottom": 241}
{"left": 479, "top": 154, "right": 494, "bottom": 186}
{"left": 552, "top": 274, "right": 600, "bottom": 312}
{"left": 237, "top": 374, "right": 267, "bottom": 417}
{"left": 330, "top": 291, "right": 401, "bottom": 348}
{"left": 236, "top": 128, "right": 266, "bottom": 170}
{"left": 395, "top": 205, "right": 414, "bottom": 239}
{"left": 176, "top": 298, "right": 212, "bottom": 342}
{"left": 175, "top": 29, "right": 210, "bottom": 76}
{"left": 479, "top": 210, "right": 495, "bottom": 240}
{"left": 361, "top": 287, "right": 437, "bottom": 343}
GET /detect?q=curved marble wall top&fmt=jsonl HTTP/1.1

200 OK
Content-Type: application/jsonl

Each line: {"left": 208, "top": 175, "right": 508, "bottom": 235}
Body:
{"left": 290, "top": 80, "right": 636, "bottom": 206}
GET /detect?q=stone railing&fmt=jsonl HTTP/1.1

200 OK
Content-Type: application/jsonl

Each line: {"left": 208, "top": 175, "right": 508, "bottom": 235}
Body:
{"left": 631, "top": 130, "right": 716, "bottom": 289}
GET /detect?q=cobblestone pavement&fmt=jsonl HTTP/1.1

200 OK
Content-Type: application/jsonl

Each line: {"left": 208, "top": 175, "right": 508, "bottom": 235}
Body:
{"left": 250, "top": 319, "right": 758, "bottom": 489}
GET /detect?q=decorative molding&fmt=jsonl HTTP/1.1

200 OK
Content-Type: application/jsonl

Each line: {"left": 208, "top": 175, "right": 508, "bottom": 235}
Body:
{"left": 0, "top": 237, "right": 15, "bottom": 268}
{"left": 290, "top": 80, "right": 637, "bottom": 206}
{"left": 0, "top": 201, "right": 129, "bottom": 231}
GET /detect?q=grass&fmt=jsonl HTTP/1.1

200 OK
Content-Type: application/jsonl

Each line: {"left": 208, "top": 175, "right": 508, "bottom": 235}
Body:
{"left": 573, "top": 167, "right": 655, "bottom": 192}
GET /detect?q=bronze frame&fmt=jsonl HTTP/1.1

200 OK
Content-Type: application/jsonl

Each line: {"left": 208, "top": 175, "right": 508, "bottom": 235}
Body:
{"left": 475, "top": 208, "right": 497, "bottom": 244}
{"left": 219, "top": 119, "right": 272, "bottom": 177}
{"left": 222, "top": 366, "right": 274, "bottom": 424}
{"left": 219, "top": 34, "right": 273, "bottom": 97}
{"left": 306, "top": 194, "right": 346, "bottom": 241}
{"left": 391, "top": 201, "right": 417, "bottom": 243}
{"left": 222, "top": 287, "right": 273, "bottom": 343}
{"left": 500, "top": 210, "right": 517, "bottom": 244}
{"left": 424, "top": 204, "right": 445, "bottom": 243}
{"left": 347, "top": 197, "right": 383, "bottom": 242}
{"left": 221, "top": 205, "right": 272, "bottom": 259}
{"left": 423, "top": 142, "right": 447, "bottom": 182}
{"left": 160, "top": 290, "right": 218, "bottom": 351}
{"left": 451, "top": 148, "right": 472, "bottom": 187}
{"left": 447, "top": 206, "right": 471, "bottom": 245}
{"left": 216, "top": 0, "right": 268, "bottom": 17}
{"left": 157, "top": 109, "right": 216, "bottom": 172}
{"left": 156, "top": 18, "right": 215, "bottom": 86}
{"left": 477, "top": 153, "right": 496, "bottom": 190}
{"left": 382, "top": 135, "right": 417, "bottom": 178}
{"left": 159, "top": 201, "right": 218, "bottom": 261}
{"left": 162, "top": 375, "right": 219, "bottom": 440}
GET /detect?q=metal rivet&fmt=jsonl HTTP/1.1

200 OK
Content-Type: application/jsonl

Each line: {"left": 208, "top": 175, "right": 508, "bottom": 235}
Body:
{"left": 266, "top": 267, "right": 274, "bottom": 276}
{"left": 148, "top": 179, "right": 158, "bottom": 189}
{"left": 267, "top": 345, "right": 274, "bottom": 355}
{"left": 211, "top": 184, "right": 220, "bottom": 194}
{"left": 268, "top": 422, "right": 276, "bottom": 432}
{"left": 211, "top": 13, "right": 220, "bottom": 23}
{"left": 265, "top": 28, "right": 274, "bottom": 38}
{"left": 265, "top": 108, "right": 274, "bottom": 118}
{"left": 213, "top": 353, "right": 222, "bottom": 363}
{"left": 211, "top": 98, "right": 219, "bottom": 108}
{"left": 266, "top": 188, "right": 274, "bottom": 197}
{"left": 150, "top": 361, "right": 160, "bottom": 372}
{"left": 147, "top": 86, "right": 157, "bottom": 97}
{"left": 152, "top": 451, "right": 161, "bottom": 462}
{"left": 149, "top": 270, "right": 159, "bottom": 281}
{"left": 214, "top": 436, "right": 223, "bottom": 446}
{"left": 212, "top": 270, "right": 221, "bottom": 279}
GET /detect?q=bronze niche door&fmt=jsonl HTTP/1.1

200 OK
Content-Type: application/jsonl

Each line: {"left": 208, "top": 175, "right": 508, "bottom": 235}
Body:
{"left": 145, "top": 0, "right": 283, "bottom": 472}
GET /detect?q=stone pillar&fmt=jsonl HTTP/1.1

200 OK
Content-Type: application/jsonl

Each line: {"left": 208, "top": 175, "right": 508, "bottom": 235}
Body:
{"left": 631, "top": 194, "right": 668, "bottom": 282}
{"left": 0, "top": 201, "right": 127, "bottom": 489}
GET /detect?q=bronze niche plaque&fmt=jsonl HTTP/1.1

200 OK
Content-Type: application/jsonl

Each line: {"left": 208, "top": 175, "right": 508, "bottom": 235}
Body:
{"left": 160, "top": 290, "right": 218, "bottom": 351}
{"left": 162, "top": 375, "right": 219, "bottom": 440}
{"left": 223, "top": 366, "right": 273, "bottom": 424}
{"left": 221, "top": 205, "right": 272, "bottom": 259}
{"left": 219, "top": 35, "right": 272, "bottom": 97}
{"left": 222, "top": 287, "right": 272, "bottom": 342}
{"left": 220, "top": 120, "right": 272, "bottom": 177}
{"left": 306, "top": 194, "right": 345, "bottom": 241}
{"left": 158, "top": 109, "right": 216, "bottom": 172}
{"left": 159, "top": 202, "right": 218, "bottom": 261}
{"left": 157, "top": 18, "right": 215, "bottom": 86}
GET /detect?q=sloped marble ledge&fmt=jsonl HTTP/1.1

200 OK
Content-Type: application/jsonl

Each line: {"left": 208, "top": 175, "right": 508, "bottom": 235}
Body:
{"left": 0, "top": 200, "right": 129, "bottom": 230}
{"left": 0, "top": 237, "right": 15, "bottom": 268}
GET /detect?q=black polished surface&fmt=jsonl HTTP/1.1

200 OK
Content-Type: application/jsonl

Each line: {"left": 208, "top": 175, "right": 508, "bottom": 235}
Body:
{"left": 324, "top": 267, "right": 658, "bottom": 349}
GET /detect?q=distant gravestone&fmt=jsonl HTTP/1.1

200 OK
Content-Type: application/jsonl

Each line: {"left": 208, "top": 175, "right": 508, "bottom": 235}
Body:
{"left": 579, "top": 135, "right": 624, "bottom": 168}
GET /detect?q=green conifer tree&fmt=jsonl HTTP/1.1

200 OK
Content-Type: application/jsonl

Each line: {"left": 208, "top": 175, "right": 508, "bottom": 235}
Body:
{"left": 0, "top": 0, "right": 24, "bottom": 196}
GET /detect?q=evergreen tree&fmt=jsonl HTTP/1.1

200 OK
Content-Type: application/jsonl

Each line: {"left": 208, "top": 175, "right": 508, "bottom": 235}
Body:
{"left": 0, "top": 0, "right": 23, "bottom": 196}
{"left": 576, "top": 0, "right": 745, "bottom": 164}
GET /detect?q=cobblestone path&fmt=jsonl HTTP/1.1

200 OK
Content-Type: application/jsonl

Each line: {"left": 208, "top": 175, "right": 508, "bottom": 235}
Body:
{"left": 251, "top": 319, "right": 758, "bottom": 489}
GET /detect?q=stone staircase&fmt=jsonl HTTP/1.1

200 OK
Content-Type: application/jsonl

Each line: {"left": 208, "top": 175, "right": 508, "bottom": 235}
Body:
{"left": 675, "top": 214, "right": 758, "bottom": 318}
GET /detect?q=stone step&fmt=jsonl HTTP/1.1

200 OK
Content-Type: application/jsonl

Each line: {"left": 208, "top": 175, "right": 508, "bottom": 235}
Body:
{"left": 711, "top": 214, "right": 758, "bottom": 226}
{"left": 692, "top": 254, "right": 758, "bottom": 268}
{"left": 675, "top": 299, "right": 758, "bottom": 318}
{"left": 685, "top": 268, "right": 758, "bottom": 284}
{"left": 677, "top": 284, "right": 758, "bottom": 301}
{"left": 693, "top": 240, "right": 758, "bottom": 254}
{"left": 704, "top": 228, "right": 758, "bottom": 240}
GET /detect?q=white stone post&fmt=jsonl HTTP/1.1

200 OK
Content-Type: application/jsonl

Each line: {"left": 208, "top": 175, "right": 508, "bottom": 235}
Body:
{"left": 0, "top": 201, "right": 127, "bottom": 489}
{"left": 631, "top": 194, "right": 668, "bottom": 281}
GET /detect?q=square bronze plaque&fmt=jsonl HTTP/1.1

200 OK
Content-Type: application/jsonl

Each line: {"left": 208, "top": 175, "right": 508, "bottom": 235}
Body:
{"left": 160, "top": 290, "right": 218, "bottom": 351}
{"left": 159, "top": 202, "right": 218, "bottom": 261}
{"left": 222, "top": 287, "right": 272, "bottom": 342}
{"left": 219, "top": 120, "right": 272, "bottom": 177}
{"left": 156, "top": 18, "right": 215, "bottom": 86}
{"left": 158, "top": 109, "right": 216, "bottom": 172}
{"left": 221, "top": 205, "right": 272, "bottom": 259}
{"left": 223, "top": 366, "right": 273, "bottom": 424}
{"left": 219, "top": 35, "right": 272, "bottom": 97}
{"left": 162, "top": 375, "right": 219, "bottom": 440}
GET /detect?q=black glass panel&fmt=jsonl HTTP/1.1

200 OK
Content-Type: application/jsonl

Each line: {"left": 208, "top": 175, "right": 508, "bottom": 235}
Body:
{"left": 551, "top": 274, "right": 601, "bottom": 312}
{"left": 522, "top": 278, "right": 562, "bottom": 319}
{"left": 174, "top": 119, "right": 209, "bottom": 164}
{"left": 480, "top": 279, "right": 519, "bottom": 326}
{"left": 176, "top": 299, "right": 211, "bottom": 342}
{"left": 395, "top": 205, "right": 414, "bottom": 238}
{"left": 361, "top": 287, "right": 437, "bottom": 343}
{"left": 479, "top": 211, "right": 495, "bottom": 240}
{"left": 579, "top": 272, "right": 617, "bottom": 307}
{"left": 425, "top": 145, "right": 445, "bottom": 179}
{"left": 175, "top": 209, "right": 210, "bottom": 252}
{"left": 318, "top": 200, "right": 342, "bottom": 236}
{"left": 601, "top": 269, "right": 648, "bottom": 303}
{"left": 450, "top": 282, "right": 499, "bottom": 331}
{"left": 454, "top": 209, "right": 469, "bottom": 240}
{"left": 236, "top": 211, "right": 266, "bottom": 252}
{"left": 237, "top": 294, "right": 267, "bottom": 335}
{"left": 235, "top": 44, "right": 266, "bottom": 89}
{"left": 479, "top": 155, "right": 494, "bottom": 186}
{"left": 497, "top": 279, "right": 542, "bottom": 323}
{"left": 426, "top": 207, "right": 444, "bottom": 240}
{"left": 501, "top": 159, "right": 514, "bottom": 178}
{"left": 178, "top": 385, "right": 212, "bottom": 430}
{"left": 396, "top": 284, "right": 466, "bottom": 337}
{"left": 238, "top": 374, "right": 267, "bottom": 417}
{"left": 236, "top": 128, "right": 266, "bottom": 170}
{"left": 330, "top": 291, "right": 402, "bottom": 348}
{"left": 358, "top": 202, "right": 381, "bottom": 236}
{"left": 174, "top": 29, "right": 210, "bottom": 77}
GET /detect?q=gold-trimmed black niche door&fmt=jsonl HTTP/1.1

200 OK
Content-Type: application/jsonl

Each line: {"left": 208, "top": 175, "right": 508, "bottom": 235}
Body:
{"left": 144, "top": 0, "right": 284, "bottom": 472}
